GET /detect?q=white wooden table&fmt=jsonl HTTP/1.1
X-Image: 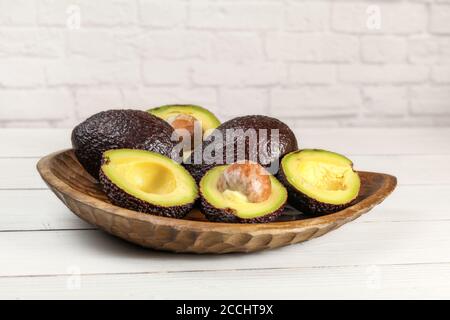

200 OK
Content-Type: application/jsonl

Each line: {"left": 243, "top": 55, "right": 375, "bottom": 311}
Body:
{"left": 1, "top": 128, "right": 449, "bottom": 299}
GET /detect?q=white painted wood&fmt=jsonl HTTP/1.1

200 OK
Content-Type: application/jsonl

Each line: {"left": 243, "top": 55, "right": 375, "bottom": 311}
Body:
{"left": 1, "top": 221, "right": 449, "bottom": 277}
{"left": 0, "top": 158, "right": 47, "bottom": 189}
{"left": 0, "top": 263, "right": 449, "bottom": 299}
{"left": 0, "top": 190, "right": 90, "bottom": 231}
{"left": 297, "top": 128, "right": 450, "bottom": 156}
{"left": 0, "top": 129, "right": 71, "bottom": 158}
{"left": 0, "top": 128, "right": 449, "bottom": 158}
{"left": 0, "top": 128, "right": 449, "bottom": 299}
{"left": 0, "top": 186, "right": 448, "bottom": 232}
{"left": 2, "top": 155, "right": 449, "bottom": 190}
{"left": 351, "top": 154, "right": 450, "bottom": 186}
{"left": 360, "top": 185, "right": 450, "bottom": 223}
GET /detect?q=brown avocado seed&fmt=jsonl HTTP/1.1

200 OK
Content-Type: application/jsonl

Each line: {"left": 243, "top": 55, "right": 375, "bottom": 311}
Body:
{"left": 168, "top": 114, "right": 197, "bottom": 136}
{"left": 217, "top": 161, "right": 272, "bottom": 203}
{"left": 167, "top": 114, "right": 201, "bottom": 146}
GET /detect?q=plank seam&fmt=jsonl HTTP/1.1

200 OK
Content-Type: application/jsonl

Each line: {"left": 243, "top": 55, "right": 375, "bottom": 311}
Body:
{"left": 1, "top": 261, "right": 450, "bottom": 279}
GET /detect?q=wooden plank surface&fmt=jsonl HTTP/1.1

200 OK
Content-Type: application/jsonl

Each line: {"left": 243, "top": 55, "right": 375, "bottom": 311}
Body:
{"left": 0, "top": 190, "right": 90, "bottom": 231}
{"left": 0, "top": 263, "right": 449, "bottom": 299}
{"left": 0, "top": 128, "right": 448, "bottom": 299}
{"left": 1, "top": 220, "right": 449, "bottom": 277}
{"left": 360, "top": 185, "right": 450, "bottom": 222}
{"left": 0, "top": 128, "right": 449, "bottom": 158}
{"left": 297, "top": 128, "right": 450, "bottom": 156}
{"left": 0, "top": 129, "right": 71, "bottom": 158}
{"left": 0, "top": 158, "right": 47, "bottom": 189}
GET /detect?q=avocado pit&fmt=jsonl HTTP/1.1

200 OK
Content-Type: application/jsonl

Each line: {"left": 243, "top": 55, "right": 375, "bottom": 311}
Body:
{"left": 199, "top": 162, "right": 287, "bottom": 223}
{"left": 167, "top": 114, "right": 203, "bottom": 149}
{"left": 167, "top": 114, "right": 198, "bottom": 137}
{"left": 217, "top": 162, "right": 271, "bottom": 203}
{"left": 148, "top": 105, "right": 221, "bottom": 150}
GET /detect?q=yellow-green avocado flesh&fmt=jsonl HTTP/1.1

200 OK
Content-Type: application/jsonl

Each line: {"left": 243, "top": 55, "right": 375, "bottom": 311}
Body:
{"left": 199, "top": 165, "right": 287, "bottom": 223}
{"left": 148, "top": 104, "right": 221, "bottom": 135}
{"left": 279, "top": 149, "right": 361, "bottom": 215}
{"left": 100, "top": 149, "right": 198, "bottom": 218}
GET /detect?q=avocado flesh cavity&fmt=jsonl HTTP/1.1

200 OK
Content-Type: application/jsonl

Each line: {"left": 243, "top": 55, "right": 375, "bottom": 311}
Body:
{"left": 100, "top": 149, "right": 198, "bottom": 218}
{"left": 148, "top": 104, "right": 221, "bottom": 135}
{"left": 200, "top": 165, "right": 287, "bottom": 223}
{"left": 279, "top": 149, "right": 360, "bottom": 215}
{"left": 222, "top": 189, "right": 250, "bottom": 204}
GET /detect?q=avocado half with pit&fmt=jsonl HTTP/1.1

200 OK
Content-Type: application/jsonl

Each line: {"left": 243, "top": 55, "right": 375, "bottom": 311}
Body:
{"left": 199, "top": 163, "right": 288, "bottom": 223}
{"left": 278, "top": 149, "right": 361, "bottom": 215}
{"left": 99, "top": 149, "right": 198, "bottom": 218}
{"left": 148, "top": 105, "right": 221, "bottom": 160}
{"left": 148, "top": 105, "right": 220, "bottom": 139}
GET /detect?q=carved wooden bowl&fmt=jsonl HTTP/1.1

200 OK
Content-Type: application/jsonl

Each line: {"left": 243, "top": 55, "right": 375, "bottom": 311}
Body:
{"left": 37, "top": 150, "right": 397, "bottom": 254}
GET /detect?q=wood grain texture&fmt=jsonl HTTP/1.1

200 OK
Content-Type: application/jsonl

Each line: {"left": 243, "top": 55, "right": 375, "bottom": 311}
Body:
{"left": 2, "top": 220, "right": 450, "bottom": 277}
{"left": 0, "top": 128, "right": 446, "bottom": 299}
{"left": 0, "top": 129, "right": 70, "bottom": 158}
{"left": 0, "top": 158, "right": 47, "bottom": 189}
{"left": 36, "top": 150, "right": 396, "bottom": 254}
{"left": 0, "top": 190, "right": 90, "bottom": 231}
{"left": 2, "top": 263, "right": 450, "bottom": 299}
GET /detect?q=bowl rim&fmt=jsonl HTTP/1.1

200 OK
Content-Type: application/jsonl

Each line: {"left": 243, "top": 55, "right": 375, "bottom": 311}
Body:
{"left": 37, "top": 149, "right": 397, "bottom": 235}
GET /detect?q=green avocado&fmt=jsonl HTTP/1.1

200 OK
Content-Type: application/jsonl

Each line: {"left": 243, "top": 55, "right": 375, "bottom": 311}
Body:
{"left": 99, "top": 149, "right": 198, "bottom": 218}
{"left": 72, "top": 109, "right": 176, "bottom": 179}
{"left": 199, "top": 165, "right": 287, "bottom": 223}
{"left": 278, "top": 149, "right": 361, "bottom": 215}
{"left": 185, "top": 115, "right": 298, "bottom": 182}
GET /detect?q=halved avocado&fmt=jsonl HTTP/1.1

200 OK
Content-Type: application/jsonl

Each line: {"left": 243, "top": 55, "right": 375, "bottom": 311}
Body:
{"left": 148, "top": 104, "right": 221, "bottom": 135}
{"left": 99, "top": 149, "right": 198, "bottom": 218}
{"left": 199, "top": 165, "right": 287, "bottom": 223}
{"left": 279, "top": 149, "right": 361, "bottom": 215}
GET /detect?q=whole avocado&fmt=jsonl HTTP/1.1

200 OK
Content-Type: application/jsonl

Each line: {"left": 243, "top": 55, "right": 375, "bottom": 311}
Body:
{"left": 185, "top": 115, "right": 298, "bottom": 182}
{"left": 72, "top": 109, "right": 175, "bottom": 179}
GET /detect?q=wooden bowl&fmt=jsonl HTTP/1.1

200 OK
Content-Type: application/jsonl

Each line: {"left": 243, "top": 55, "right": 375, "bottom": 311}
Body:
{"left": 37, "top": 150, "right": 397, "bottom": 254}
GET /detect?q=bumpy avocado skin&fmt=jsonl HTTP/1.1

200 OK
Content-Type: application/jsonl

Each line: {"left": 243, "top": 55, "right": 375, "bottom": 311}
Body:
{"left": 199, "top": 192, "right": 286, "bottom": 223}
{"left": 99, "top": 169, "right": 195, "bottom": 219}
{"left": 72, "top": 110, "right": 176, "bottom": 180}
{"left": 185, "top": 115, "right": 298, "bottom": 182}
{"left": 277, "top": 167, "right": 357, "bottom": 216}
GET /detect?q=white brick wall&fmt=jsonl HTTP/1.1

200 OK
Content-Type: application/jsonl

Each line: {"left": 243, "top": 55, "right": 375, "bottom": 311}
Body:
{"left": 0, "top": 0, "right": 449, "bottom": 128}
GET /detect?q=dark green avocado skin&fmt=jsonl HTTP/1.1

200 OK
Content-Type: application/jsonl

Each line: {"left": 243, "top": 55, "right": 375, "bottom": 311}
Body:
{"left": 199, "top": 191, "right": 286, "bottom": 224}
{"left": 99, "top": 168, "right": 195, "bottom": 219}
{"left": 277, "top": 167, "right": 357, "bottom": 216}
{"left": 185, "top": 115, "right": 298, "bottom": 182}
{"left": 72, "top": 110, "right": 176, "bottom": 180}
